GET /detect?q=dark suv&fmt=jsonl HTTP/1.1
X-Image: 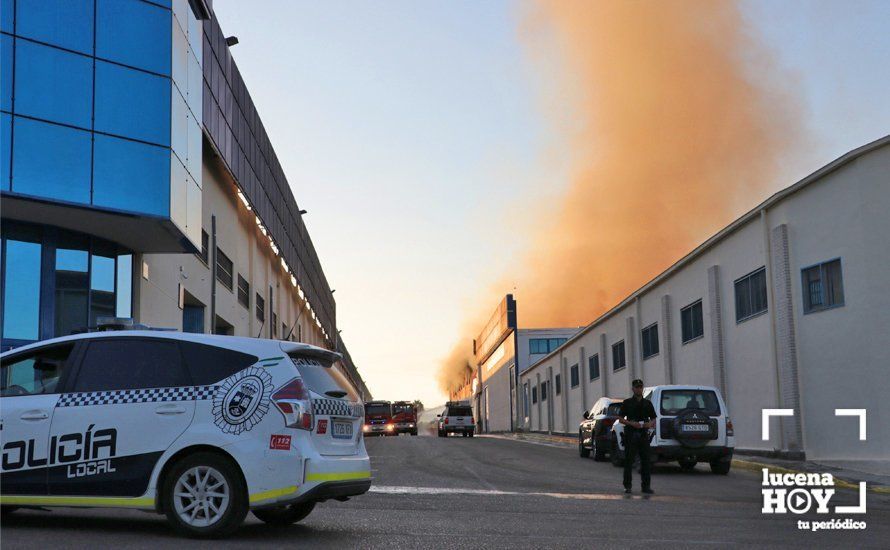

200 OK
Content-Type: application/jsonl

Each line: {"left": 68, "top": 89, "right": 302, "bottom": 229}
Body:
{"left": 579, "top": 397, "right": 622, "bottom": 461}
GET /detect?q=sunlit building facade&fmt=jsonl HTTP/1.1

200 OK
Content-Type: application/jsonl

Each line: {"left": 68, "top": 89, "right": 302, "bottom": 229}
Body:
{"left": 0, "top": 0, "right": 369, "bottom": 397}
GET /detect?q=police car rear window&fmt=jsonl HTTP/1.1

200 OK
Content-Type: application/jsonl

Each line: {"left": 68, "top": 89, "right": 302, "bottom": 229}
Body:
{"left": 447, "top": 407, "right": 472, "bottom": 417}
{"left": 180, "top": 341, "right": 258, "bottom": 385}
{"left": 289, "top": 354, "right": 359, "bottom": 401}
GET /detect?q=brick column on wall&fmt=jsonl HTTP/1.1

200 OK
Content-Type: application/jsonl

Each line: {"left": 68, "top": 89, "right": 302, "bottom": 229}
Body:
{"left": 661, "top": 294, "right": 674, "bottom": 384}
{"left": 770, "top": 224, "right": 804, "bottom": 456}
{"left": 708, "top": 265, "right": 728, "bottom": 399}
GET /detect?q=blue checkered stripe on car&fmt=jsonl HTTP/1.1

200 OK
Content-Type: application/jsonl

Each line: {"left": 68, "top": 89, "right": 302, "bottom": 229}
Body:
{"left": 312, "top": 399, "right": 363, "bottom": 418}
{"left": 56, "top": 385, "right": 217, "bottom": 407}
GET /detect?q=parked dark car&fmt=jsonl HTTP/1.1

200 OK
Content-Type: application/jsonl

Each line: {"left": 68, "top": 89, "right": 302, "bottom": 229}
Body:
{"left": 579, "top": 397, "right": 622, "bottom": 461}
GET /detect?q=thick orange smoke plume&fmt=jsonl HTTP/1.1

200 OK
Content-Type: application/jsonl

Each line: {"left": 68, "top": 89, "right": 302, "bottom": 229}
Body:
{"left": 438, "top": 0, "right": 803, "bottom": 394}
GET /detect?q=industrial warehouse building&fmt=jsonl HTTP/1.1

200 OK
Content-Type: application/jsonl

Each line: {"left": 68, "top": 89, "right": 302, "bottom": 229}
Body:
{"left": 450, "top": 295, "right": 579, "bottom": 433}
{"left": 520, "top": 136, "right": 890, "bottom": 460}
{"left": 0, "top": 0, "right": 369, "bottom": 396}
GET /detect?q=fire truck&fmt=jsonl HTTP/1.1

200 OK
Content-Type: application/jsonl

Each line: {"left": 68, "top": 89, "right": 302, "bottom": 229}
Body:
{"left": 362, "top": 400, "right": 395, "bottom": 436}
{"left": 391, "top": 401, "right": 418, "bottom": 436}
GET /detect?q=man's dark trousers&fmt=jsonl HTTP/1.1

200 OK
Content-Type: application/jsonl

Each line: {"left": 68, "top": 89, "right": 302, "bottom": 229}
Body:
{"left": 623, "top": 428, "right": 652, "bottom": 490}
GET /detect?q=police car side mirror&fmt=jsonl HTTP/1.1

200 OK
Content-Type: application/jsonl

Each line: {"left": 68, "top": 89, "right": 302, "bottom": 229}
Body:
{"left": 436, "top": 414, "right": 441, "bottom": 417}
{"left": 582, "top": 411, "right": 589, "bottom": 419}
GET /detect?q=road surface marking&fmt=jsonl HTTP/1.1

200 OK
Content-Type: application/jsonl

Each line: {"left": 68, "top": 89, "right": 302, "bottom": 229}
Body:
{"left": 369, "top": 485, "right": 685, "bottom": 501}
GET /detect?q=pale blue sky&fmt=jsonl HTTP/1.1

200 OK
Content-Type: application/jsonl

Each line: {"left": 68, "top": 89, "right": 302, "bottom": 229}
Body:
{"left": 212, "top": 0, "right": 889, "bottom": 406}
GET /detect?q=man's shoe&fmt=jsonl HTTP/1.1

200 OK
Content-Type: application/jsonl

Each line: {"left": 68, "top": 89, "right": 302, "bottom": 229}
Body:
{"left": 624, "top": 487, "right": 632, "bottom": 494}
{"left": 642, "top": 487, "right": 654, "bottom": 494}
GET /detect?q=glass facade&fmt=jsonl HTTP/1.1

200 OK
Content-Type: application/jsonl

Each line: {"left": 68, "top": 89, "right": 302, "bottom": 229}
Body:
{"left": 1, "top": 0, "right": 202, "bottom": 245}
{"left": 1, "top": 221, "right": 133, "bottom": 350}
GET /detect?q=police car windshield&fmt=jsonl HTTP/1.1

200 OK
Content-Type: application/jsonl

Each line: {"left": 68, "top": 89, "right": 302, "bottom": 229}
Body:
{"left": 447, "top": 407, "right": 472, "bottom": 417}
{"left": 289, "top": 354, "right": 359, "bottom": 401}
{"left": 660, "top": 390, "right": 721, "bottom": 415}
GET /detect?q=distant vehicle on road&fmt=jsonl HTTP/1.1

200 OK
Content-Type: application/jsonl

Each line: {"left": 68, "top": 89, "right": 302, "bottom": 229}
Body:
{"left": 610, "top": 385, "right": 735, "bottom": 474}
{"left": 392, "top": 401, "right": 418, "bottom": 435}
{"left": 0, "top": 331, "right": 371, "bottom": 538}
{"left": 437, "top": 401, "right": 474, "bottom": 437}
{"left": 579, "top": 397, "right": 623, "bottom": 461}
{"left": 363, "top": 400, "right": 395, "bottom": 436}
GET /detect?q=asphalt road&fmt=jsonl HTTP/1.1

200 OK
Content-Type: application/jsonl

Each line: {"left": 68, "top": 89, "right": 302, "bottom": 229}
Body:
{"left": 2, "top": 433, "right": 888, "bottom": 548}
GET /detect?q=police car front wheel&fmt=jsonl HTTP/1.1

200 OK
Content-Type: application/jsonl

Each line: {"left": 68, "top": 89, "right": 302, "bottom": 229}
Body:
{"left": 253, "top": 501, "right": 316, "bottom": 525}
{"left": 162, "top": 452, "right": 248, "bottom": 538}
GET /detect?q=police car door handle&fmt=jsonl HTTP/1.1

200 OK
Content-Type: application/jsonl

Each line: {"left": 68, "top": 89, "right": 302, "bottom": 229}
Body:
{"left": 20, "top": 410, "right": 49, "bottom": 421}
{"left": 155, "top": 404, "right": 187, "bottom": 415}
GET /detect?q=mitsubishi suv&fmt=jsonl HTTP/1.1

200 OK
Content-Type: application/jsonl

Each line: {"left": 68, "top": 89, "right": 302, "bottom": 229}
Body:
{"left": 609, "top": 385, "right": 734, "bottom": 474}
{"left": 0, "top": 331, "right": 371, "bottom": 537}
{"left": 437, "top": 401, "right": 474, "bottom": 437}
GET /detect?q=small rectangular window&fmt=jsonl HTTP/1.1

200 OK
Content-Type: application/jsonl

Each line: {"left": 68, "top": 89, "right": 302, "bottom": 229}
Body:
{"left": 532, "top": 386, "right": 538, "bottom": 404}
{"left": 570, "top": 364, "right": 579, "bottom": 388}
{"left": 271, "top": 312, "right": 278, "bottom": 338}
{"left": 612, "top": 340, "right": 626, "bottom": 372}
{"left": 256, "top": 293, "right": 265, "bottom": 322}
{"left": 681, "top": 300, "right": 704, "bottom": 343}
{"left": 589, "top": 354, "right": 600, "bottom": 380}
{"left": 215, "top": 247, "right": 233, "bottom": 290}
{"left": 802, "top": 259, "right": 844, "bottom": 314}
{"left": 541, "top": 381, "right": 548, "bottom": 401}
{"left": 237, "top": 275, "right": 249, "bottom": 308}
{"left": 735, "top": 267, "right": 768, "bottom": 322}
{"left": 641, "top": 323, "right": 659, "bottom": 359}
{"left": 555, "top": 374, "right": 561, "bottom": 395}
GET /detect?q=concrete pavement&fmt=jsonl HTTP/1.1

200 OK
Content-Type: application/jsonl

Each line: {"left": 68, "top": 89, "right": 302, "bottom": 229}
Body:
{"left": 2, "top": 433, "right": 888, "bottom": 548}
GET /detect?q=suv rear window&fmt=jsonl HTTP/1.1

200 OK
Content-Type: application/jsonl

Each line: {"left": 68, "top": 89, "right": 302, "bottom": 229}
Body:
{"left": 660, "top": 390, "right": 721, "bottom": 416}
{"left": 290, "top": 354, "right": 358, "bottom": 401}
{"left": 447, "top": 406, "right": 473, "bottom": 417}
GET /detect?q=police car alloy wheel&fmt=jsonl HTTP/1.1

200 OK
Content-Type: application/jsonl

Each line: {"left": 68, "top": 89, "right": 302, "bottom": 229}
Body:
{"left": 253, "top": 501, "right": 316, "bottom": 525}
{"left": 162, "top": 452, "right": 248, "bottom": 538}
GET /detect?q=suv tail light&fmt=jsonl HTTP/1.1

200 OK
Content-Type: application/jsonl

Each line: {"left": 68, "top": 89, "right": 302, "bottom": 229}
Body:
{"left": 273, "top": 378, "right": 313, "bottom": 430}
{"left": 726, "top": 417, "right": 734, "bottom": 437}
{"left": 470, "top": 417, "right": 474, "bottom": 424}
{"left": 444, "top": 417, "right": 449, "bottom": 425}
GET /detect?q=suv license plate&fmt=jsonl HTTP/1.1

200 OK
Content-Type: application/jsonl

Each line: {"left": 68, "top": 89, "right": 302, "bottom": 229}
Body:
{"left": 332, "top": 421, "right": 353, "bottom": 439}
{"left": 682, "top": 424, "right": 709, "bottom": 432}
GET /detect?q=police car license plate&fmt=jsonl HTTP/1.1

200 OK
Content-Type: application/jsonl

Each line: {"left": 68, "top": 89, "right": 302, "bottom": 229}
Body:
{"left": 682, "top": 424, "right": 709, "bottom": 432}
{"left": 332, "top": 420, "right": 353, "bottom": 439}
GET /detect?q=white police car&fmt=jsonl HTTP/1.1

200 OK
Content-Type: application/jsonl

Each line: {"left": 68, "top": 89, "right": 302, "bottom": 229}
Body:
{"left": 0, "top": 331, "right": 371, "bottom": 537}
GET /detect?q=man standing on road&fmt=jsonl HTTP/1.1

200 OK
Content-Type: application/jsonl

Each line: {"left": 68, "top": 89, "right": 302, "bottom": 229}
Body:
{"left": 619, "top": 379, "right": 656, "bottom": 494}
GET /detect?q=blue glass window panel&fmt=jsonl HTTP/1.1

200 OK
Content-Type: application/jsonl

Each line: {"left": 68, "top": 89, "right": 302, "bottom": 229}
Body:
{"left": 1, "top": 0, "right": 12, "bottom": 33}
{"left": 56, "top": 248, "right": 88, "bottom": 271}
{"left": 12, "top": 117, "right": 91, "bottom": 204}
{"left": 2, "top": 34, "right": 14, "bottom": 113}
{"left": 95, "top": 61, "right": 171, "bottom": 146}
{"left": 14, "top": 40, "right": 93, "bottom": 129}
{"left": 93, "top": 134, "right": 170, "bottom": 216}
{"left": 116, "top": 254, "right": 132, "bottom": 318}
{"left": 1, "top": 113, "right": 10, "bottom": 190}
{"left": 16, "top": 0, "right": 94, "bottom": 55}
{"left": 96, "top": 0, "right": 171, "bottom": 76}
{"left": 2, "top": 240, "right": 42, "bottom": 341}
{"left": 91, "top": 255, "right": 115, "bottom": 292}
